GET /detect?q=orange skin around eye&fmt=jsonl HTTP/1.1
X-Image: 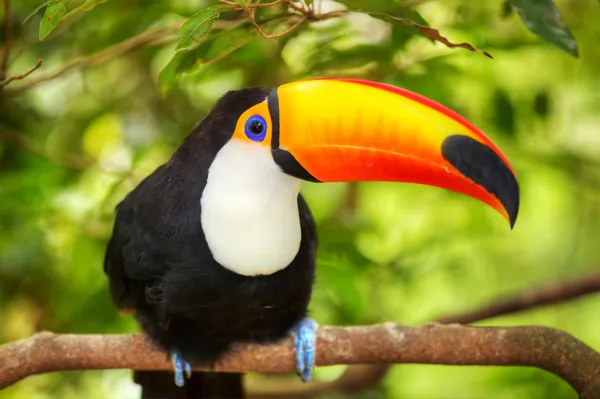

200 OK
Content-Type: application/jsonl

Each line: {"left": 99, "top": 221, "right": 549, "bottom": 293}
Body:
{"left": 231, "top": 101, "right": 273, "bottom": 146}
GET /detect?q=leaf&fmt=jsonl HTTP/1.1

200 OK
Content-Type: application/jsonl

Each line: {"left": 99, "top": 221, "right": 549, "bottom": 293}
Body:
{"left": 306, "top": 44, "right": 390, "bottom": 75}
{"left": 160, "top": 25, "right": 255, "bottom": 94}
{"left": 23, "top": 0, "right": 54, "bottom": 24}
{"left": 39, "top": 0, "right": 67, "bottom": 40}
{"left": 338, "top": 0, "right": 429, "bottom": 26}
{"left": 337, "top": 0, "right": 411, "bottom": 15}
{"left": 176, "top": 5, "right": 232, "bottom": 52}
{"left": 338, "top": 1, "right": 492, "bottom": 59}
{"left": 79, "top": 0, "right": 109, "bottom": 11}
{"left": 63, "top": 0, "right": 109, "bottom": 21}
{"left": 509, "top": 0, "right": 579, "bottom": 58}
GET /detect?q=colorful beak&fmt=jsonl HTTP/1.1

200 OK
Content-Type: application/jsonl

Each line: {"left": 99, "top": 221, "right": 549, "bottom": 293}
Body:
{"left": 268, "top": 78, "right": 520, "bottom": 228}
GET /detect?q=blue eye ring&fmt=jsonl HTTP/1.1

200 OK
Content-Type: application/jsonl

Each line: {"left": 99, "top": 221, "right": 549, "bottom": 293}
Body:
{"left": 244, "top": 115, "right": 267, "bottom": 142}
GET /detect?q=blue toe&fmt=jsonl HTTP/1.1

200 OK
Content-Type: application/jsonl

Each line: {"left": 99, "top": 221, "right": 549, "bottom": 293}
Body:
{"left": 291, "top": 318, "right": 318, "bottom": 382}
{"left": 171, "top": 351, "right": 191, "bottom": 387}
{"left": 184, "top": 359, "right": 192, "bottom": 378}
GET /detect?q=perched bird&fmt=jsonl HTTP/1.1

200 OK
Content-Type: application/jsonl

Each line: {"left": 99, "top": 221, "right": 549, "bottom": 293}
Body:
{"left": 103, "top": 78, "right": 519, "bottom": 398}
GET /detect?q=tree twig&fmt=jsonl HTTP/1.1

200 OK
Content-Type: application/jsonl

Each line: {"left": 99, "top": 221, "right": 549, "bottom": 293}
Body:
{"left": 1, "top": 324, "right": 599, "bottom": 397}
{"left": 0, "top": 129, "right": 94, "bottom": 170}
{"left": 0, "top": 0, "right": 11, "bottom": 82}
{"left": 250, "top": 270, "right": 600, "bottom": 398}
{"left": 0, "top": 58, "right": 42, "bottom": 87}
{"left": 4, "top": 24, "right": 179, "bottom": 96}
{"left": 437, "top": 270, "right": 600, "bottom": 324}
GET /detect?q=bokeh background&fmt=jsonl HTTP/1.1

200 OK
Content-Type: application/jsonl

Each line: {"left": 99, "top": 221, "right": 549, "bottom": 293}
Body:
{"left": 1, "top": 0, "right": 600, "bottom": 398}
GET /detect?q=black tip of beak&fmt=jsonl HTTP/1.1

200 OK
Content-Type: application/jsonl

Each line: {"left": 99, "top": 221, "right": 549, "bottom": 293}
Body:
{"left": 441, "top": 135, "right": 520, "bottom": 228}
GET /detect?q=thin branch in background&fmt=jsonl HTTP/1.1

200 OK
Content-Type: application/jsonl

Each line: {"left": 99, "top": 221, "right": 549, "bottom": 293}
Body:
{"left": 218, "top": 0, "right": 346, "bottom": 39}
{"left": 0, "top": 58, "right": 42, "bottom": 87}
{"left": 437, "top": 270, "right": 600, "bottom": 324}
{"left": 0, "top": 129, "right": 136, "bottom": 180}
{"left": 0, "top": 129, "right": 94, "bottom": 170}
{"left": 1, "top": 324, "right": 600, "bottom": 398}
{"left": 4, "top": 24, "right": 180, "bottom": 96}
{"left": 1, "top": 0, "right": 12, "bottom": 82}
{"left": 218, "top": 0, "right": 285, "bottom": 9}
{"left": 250, "top": 15, "right": 306, "bottom": 39}
{"left": 248, "top": 270, "right": 600, "bottom": 398}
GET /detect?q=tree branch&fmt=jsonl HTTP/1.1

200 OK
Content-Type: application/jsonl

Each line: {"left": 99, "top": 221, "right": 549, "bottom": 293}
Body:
{"left": 3, "top": 24, "right": 179, "bottom": 96}
{"left": 437, "top": 270, "right": 600, "bottom": 324}
{"left": 1, "top": 324, "right": 600, "bottom": 397}
{"left": 0, "top": 58, "right": 43, "bottom": 87}
{"left": 0, "top": 0, "right": 11, "bottom": 82}
{"left": 249, "top": 270, "right": 600, "bottom": 398}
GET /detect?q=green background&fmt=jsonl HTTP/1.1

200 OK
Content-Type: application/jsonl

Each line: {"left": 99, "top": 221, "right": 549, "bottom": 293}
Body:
{"left": 1, "top": 0, "right": 599, "bottom": 398}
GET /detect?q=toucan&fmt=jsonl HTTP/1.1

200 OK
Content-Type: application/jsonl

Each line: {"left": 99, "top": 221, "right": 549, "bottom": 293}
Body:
{"left": 103, "top": 78, "right": 519, "bottom": 398}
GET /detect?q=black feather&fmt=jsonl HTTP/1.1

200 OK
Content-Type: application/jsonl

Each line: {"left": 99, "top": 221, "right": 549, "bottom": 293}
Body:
{"left": 103, "top": 87, "right": 317, "bottom": 398}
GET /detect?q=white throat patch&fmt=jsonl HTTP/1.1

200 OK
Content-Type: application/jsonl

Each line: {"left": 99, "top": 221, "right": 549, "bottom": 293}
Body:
{"left": 201, "top": 140, "right": 302, "bottom": 276}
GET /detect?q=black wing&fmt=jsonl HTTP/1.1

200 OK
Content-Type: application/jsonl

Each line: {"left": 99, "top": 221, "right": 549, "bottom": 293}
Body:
{"left": 103, "top": 166, "right": 172, "bottom": 312}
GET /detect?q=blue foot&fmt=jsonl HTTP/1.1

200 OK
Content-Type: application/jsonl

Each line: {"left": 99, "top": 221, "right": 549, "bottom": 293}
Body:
{"left": 171, "top": 351, "right": 192, "bottom": 387}
{"left": 291, "top": 318, "right": 318, "bottom": 382}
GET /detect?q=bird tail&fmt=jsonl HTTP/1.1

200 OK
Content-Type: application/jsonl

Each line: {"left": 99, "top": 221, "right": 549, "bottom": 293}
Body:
{"left": 134, "top": 371, "right": 245, "bottom": 399}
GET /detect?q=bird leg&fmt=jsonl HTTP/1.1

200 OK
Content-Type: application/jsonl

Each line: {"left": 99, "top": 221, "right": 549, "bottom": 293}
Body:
{"left": 171, "top": 351, "right": 192, "bottom": 387}
{"left": 291, "top": 317, "right": 318, "bottom": 382}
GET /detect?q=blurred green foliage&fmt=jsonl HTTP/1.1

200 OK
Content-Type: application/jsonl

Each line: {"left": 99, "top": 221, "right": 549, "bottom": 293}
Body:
{"left": 1, "top": 0, "right": 600, "bottom": 398}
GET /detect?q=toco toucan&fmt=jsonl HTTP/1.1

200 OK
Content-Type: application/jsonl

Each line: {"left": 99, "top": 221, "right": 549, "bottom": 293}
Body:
{"left": 103, "top": 78, "right": 519, "bottom": 398}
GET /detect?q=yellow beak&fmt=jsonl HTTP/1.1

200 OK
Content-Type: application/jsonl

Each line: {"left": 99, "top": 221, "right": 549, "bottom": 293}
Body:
{"left": 268, "top": 78, "right": 520, "bottom": 227}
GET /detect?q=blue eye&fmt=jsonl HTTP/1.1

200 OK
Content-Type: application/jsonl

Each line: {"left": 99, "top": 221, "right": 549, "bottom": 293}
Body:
{"left": 244, "top": 115, "right": 267, "bottom": 142}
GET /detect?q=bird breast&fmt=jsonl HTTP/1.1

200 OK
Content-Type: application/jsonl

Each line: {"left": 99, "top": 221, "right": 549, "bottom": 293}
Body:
{"left": 201, "top": 139, "right": 303, "bottom": 276}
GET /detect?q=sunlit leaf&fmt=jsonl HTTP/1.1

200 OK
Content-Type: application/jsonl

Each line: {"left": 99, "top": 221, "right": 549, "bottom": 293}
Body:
{"left": 160, "top": 25, "right": 255, "bottom": 93}
{"left": 337, "top": 0, "right": 429, "bottom": 25}
{"left": 39, "top": 0, "right": 67, "bottom": 40}
{"left": 337, "top": 1, "right": 491, "bottom": 58}
{"left": 176, "top": 5, "right": 232, "bottom": 52}
{"left": 23, "top": 0, "right": 54, "bottom": 24}
{"left": 82, "top": 114, "right": 123, "bottom": 160}
{"left": 509, "top": 0, "right": 578, "bottom": 57}
{"left": 306, "top": 44, "right": 390, "bottom": 75}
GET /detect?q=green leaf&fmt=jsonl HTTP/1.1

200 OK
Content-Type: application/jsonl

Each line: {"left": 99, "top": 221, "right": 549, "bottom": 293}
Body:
{"left": 160, "top": 25, "right": 255, "bottom": 94}
{"left": 39, "top": 0, "right": 67, "bottom": 40}
{"left": 336, "top": 0, "right": 428, "bottom": 25}
{"left": 62, "top": 0, "right": 109, "bottom": 21}
{"left": 79, "top": 0, "right": 109, "bottom": 11}
{"left": 509, "top": 0, "right": 579, "bottom": 57}
{"left": 306, "top": 44, "right": 390, "bottom": 75}
{"left": 176, "top": 5, "right": 232, "bottom": 52}
{"left": 23, "top": 0, "right": 54, "bottom": 24}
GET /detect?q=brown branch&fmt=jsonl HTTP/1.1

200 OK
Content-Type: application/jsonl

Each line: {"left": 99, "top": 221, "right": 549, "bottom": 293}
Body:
{"left": 252, "top": 270, "right": 600, "bottom": 398}
{"left": 0, "top": 129, "right": 94, "bottom": 170}
{"left": 249, "top": 15, "right": 306, "bottom": 39}
{"left": 218, "top": 0, "right": 284, "bottom": 9}
{"left": 220, "top": 0, "right": 346, "bottom": 40}
{"left": 437, "top": 270, "right": 600, "bottom": 324}
{"left": 4, "top": 24, "right": 180, "bottom": 96}
{"left": 0, "top": 0, "right": 11, "bottom": 82}
{"left": 0, "top": 0, "right": 44, "bottom": 90}
{"left": 0, "top": 58, "right": 42, "bottom": 87}
{"left": 1, "top": 324, "right": 600, "bottom": 397}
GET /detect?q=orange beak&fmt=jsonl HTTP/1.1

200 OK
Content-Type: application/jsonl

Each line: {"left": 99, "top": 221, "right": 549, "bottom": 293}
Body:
{"left": 268, "top": 78, "right": 520, "bottom": 227}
